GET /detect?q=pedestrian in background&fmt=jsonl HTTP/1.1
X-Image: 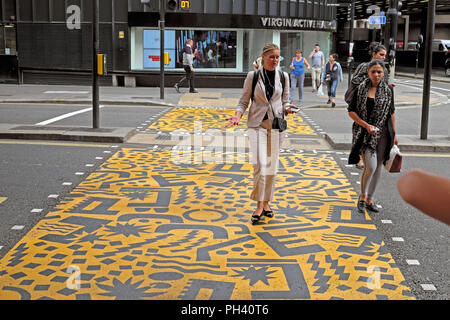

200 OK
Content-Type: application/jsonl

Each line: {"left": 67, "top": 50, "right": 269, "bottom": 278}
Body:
{"left": 289, "top": 50, "right": 310, "bottom": 104}
{"left": 308, "top": 44, "right": 325, "bottom": 93}
{"left": 347, "top": 59, "right": 398, "bottom": 213}
{"left": 349, "top": 42, "right": 388, "bottom": 169}
{"left": 253, "top": 56, "right": 262, "bottom": 71}
{"left": 321, "top": 53, "right": 343, "bottom": 108}
{"left": 225, "top": 43, "right": 298, "bottom": 224}
{"left": 352, "top": 43, "right": 388, "bottom": 85}
{"left": 174, "top": 38, "right": 198, "bottom": 93}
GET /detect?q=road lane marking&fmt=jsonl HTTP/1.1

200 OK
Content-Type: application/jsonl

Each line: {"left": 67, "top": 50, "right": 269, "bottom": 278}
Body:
{"left": 35, "top": 105, "right": 105, "bottom": 126}
{"left": 0, "top": 197, "right": 6, "bottom": 205}
{"left": 420, "top": 284, "right": 437, "bottom": 291}
{"left": 406, "top": 260, "right": 420, "bottom": 265}
{"left": 43, "top": 91, "right": 89, "bottom": 94}
{"left": 0, "top": 140, "right": 109, "bottom": 148}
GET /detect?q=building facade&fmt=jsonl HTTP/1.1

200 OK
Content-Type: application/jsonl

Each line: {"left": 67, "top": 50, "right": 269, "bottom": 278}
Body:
{"left": 0, "top": 0, "right": 338, "bottom": 86}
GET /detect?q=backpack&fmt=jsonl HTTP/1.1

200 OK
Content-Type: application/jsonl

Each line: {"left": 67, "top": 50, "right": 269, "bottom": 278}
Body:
{"left": 251, "top": 69, "right": 286, "bottom": 102}
{"left": 178, "top": 47, "right": 185, "bottom": 64}
{"left": 344, "top": 82, "right": 358, "bottom": 105}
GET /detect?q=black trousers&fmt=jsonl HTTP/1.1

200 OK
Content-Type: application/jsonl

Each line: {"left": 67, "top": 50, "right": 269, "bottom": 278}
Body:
{"left": 176, "top": 65, "right": 195, "bottom": 92}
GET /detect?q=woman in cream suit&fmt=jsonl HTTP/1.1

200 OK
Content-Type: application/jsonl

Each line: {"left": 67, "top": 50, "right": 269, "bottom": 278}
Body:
{"left": 226, "top": 43, "right": 298, "bottom": 224}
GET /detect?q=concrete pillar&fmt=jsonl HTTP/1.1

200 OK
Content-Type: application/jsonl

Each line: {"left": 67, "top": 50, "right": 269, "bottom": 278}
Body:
{"left": 124, "top": 76, "right": 136, "bottom": 87}
{"left": 112, "top": 74, "right": 118, "bottom": 87}
{"left": 403, "top": 15, "right": 409, "bottom": 50}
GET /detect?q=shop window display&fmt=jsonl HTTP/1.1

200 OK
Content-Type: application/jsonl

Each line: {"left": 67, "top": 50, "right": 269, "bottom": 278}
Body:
{"left": 143, "top": 29, "right": 237, "bottom": 69}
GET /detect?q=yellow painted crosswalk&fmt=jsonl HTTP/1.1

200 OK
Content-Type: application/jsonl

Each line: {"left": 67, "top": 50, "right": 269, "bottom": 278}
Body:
{"left": 0, "top": 108, "right": 415, "bottom": 300}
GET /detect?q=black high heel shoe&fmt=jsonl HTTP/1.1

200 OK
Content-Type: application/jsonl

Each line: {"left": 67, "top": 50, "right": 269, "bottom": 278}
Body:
{"left": 251, "top": 211, "right": 265, "bottom": 225}
{"left": 262, "top": 207, "right": 274, "bottom": 218}
{"left": 365, "top": 202, "right": 379, "bottom": 213}
{"left": 357, "top": 196, "right": 366, "bottom": 213}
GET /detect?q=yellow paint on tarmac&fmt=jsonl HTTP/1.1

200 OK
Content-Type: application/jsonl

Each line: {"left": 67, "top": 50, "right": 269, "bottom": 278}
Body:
{"left": 0, "top": 197, "right": 6, "bottom": 205}
{"left": 178, "top": 92, "right": 239, "bottom": 107}
{"left": 146, "top": 107, "right": 316, "bottom": 136}
{"left": 0, "top": 147, "right": 414, "bottom": 300}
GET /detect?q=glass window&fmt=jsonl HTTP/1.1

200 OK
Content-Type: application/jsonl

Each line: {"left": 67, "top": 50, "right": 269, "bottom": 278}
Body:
{"left": 142, "top": 29, "right": 237, "bottom": 70}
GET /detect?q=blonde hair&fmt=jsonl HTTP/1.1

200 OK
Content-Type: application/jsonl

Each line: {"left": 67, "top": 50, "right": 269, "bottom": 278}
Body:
{"left": 261, "top": 43, "right": 280, "bottom": 57}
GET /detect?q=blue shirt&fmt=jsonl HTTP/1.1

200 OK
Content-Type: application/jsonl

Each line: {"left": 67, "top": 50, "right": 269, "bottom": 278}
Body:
{"left": 291, "top": 57, "right": 305, "bottom": 76}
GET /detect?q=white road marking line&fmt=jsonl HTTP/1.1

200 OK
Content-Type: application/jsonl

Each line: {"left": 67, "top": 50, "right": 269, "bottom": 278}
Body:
{"left": 381, "top": 220, "right": 392, "bottom": 224}
{"left": 95, "top": 157, "right": 103, "bottom": 160}
{"left": 0, "top": 246, "right": 3, "bottom": 250}
{"left": 48, "top": 194, "right": 59, "bottom": 199}
{"left": 62, "top": 182, "right": 72, "bottom": 186}
{"left": 35, "top": 106, "right": 104, "bottom": 126}
{"left": 31, "top": 208, "right": 43, "bottom": 213}
{"left": 406, "top": 260, "right": 420, "bottom": 265}
{"left": 420, "top": 284, "right": 437, "bottom": 291}
{"left": 75, "top": 172, "right": 84, "bottom": 175}
{"left": 11, "top": 225, "right": 25, "bottom": 230}
{"left": 43, "top": 91, "right": 89, "bottom": 94}
{"left": 350, "top": 172, "right": 359, "bottom": 176}
{"left": 85, "top": 164, "right": 94, "bottom": 167}
{"left": 103, "top": 151, "right": 111, "bottom": 153}
{"left": 392, "top": 237, "right": 404, "bottom": 242}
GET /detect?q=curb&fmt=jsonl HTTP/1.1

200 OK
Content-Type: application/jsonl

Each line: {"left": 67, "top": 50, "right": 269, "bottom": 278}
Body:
{"left": 0, "top": 125, "right": 137, "bottom": 143}
{"left": 0, "top": 99, "right": 174, "bottom": 107}
{"left": 395, "top": 72, "right": 450, "bottom": 84}
{"left": 324, "top": 133, "right": 450, "bottom": 153}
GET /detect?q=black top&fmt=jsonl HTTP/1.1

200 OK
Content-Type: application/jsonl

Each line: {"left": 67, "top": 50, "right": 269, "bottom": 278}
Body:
{"left": 262, "top": 68, "right": 276, "bottom": 121}
{"left": 263, "top": 69, "right": 276, "bottom": 101}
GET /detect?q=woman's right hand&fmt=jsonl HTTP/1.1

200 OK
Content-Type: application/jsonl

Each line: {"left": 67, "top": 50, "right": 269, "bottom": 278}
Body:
{"left": 290, "top": 64, "right": 294, "bottom": 70}
{"left": 225, "top": 114, "right": 241, "bottom": 127}
{"left": 365, "top": 124, "right": 378, "bottom": 135}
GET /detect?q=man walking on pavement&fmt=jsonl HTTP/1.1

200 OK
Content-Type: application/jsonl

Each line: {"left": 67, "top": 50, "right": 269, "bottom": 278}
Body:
{"left": 174, "top": 38, "right": 198, "bottom": 93}
{"left": 308, "top": 44, "right": 325, "bottom": 93}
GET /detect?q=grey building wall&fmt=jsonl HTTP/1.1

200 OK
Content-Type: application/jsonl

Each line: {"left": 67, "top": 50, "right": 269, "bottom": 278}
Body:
{"left": 130, "top": 0, "right": 336, "bottom": 20}
{"left": 0, "top": 0, "right": 337, "bottom": 84}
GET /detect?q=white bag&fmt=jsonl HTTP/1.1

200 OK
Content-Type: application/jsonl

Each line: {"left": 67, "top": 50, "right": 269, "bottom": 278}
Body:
{"left": 383, "top": 144, "right": 403, "bottom": 173}
{"left": 317, "top": 84, "right": 324, "bottom": 96}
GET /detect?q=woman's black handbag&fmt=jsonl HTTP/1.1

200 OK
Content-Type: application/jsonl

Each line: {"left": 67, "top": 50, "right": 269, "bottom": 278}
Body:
{"left": 272, "top": 117, "right": 287, "bottom": 132}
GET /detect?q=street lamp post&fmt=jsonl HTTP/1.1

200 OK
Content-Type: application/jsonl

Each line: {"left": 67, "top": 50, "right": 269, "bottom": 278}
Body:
{"left": 327, "top": 1, "right": 354, "bottom": 86}
{"left": 420, "top": 0, "right": 436, "bottom": 140}
{"left": 92, "top": 0, "right": 99, "bottom": 129}
{"left": 159, "top": 0, "right": 165, "bottom": 100}
{"left": 348, "top": 0, "right": 355, "bottom": 87}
